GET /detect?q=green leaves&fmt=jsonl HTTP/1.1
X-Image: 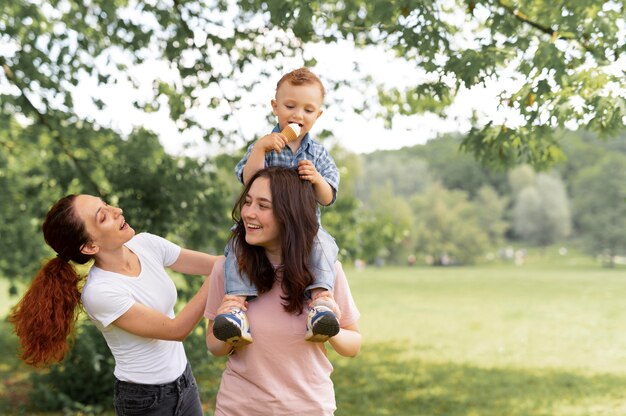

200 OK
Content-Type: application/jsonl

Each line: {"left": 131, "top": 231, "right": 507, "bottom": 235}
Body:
{"left": 306, "top": 0, "right": 625, "bottom": 168}
{"left": 461, "top": 123, "right": 566, "bottom": 170}
{"left": 4, "top": 0, "right": 624, "bottom": 172}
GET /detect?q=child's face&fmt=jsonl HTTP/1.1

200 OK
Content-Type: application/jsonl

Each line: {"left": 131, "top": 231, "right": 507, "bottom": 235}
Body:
{"left": 271, "top": 82, "right": 323, "bottom": 140}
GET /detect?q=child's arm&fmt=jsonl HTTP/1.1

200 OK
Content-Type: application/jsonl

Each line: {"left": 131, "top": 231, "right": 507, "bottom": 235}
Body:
{"left": 242, "top": 133, "right": 289, "bottom": 184}
{"left": 298, "top": 159, "right": 335, "bottom": 206}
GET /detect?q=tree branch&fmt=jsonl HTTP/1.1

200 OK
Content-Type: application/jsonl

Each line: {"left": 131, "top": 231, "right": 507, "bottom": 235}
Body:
{"left": 1, "top": 58, "right": 107, "bottom": 198}
{"left": 496, "top": 0, "right": 594, "bottom": 55}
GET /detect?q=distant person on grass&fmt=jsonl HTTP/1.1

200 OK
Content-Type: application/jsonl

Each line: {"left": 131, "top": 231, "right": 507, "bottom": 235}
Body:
{"left": 205, "top": 167, "right": 361, "bottom": 415}
{"left": 10, "top": 194, "right": 220, "bottom": 416}
{"left": 214, "top": 67, "right": 343, "bottom": 347}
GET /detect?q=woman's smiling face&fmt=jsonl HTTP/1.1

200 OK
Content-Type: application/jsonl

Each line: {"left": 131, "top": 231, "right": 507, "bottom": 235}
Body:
{"left": 241, "top": 177, "right": 282, "bottom": 258}
{"left": 73, "top": 195, "right": 135, "bottom": 253}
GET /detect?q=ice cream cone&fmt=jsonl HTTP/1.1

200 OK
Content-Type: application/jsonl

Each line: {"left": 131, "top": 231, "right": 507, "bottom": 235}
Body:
{"left": 281, "top": 123, "right": 301, "bottom": 142}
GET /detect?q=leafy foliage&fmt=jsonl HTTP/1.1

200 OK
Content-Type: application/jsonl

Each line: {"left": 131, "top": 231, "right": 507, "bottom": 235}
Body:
{"left": 473, "top": 185, "right": 509, "bottom": 247}
{"left": 29, "top": 322, "right": 115, "bottom": 413}
{"left": 0, "top": 114, "right": 232, "bottom": 282}
{"left": 359, "top": 185, "right": 414, "bottom": 264}
{"left": 411, "top": 183, "right": 489, "bottom": 265}
{"left": 3, "top": 0, "right": 625, "bottom": 175}
{"left": 572, "top": 154, "right": 626, "bottom": 265}
{"left": 510, "top": 167, "right": 572, "bottom": 245}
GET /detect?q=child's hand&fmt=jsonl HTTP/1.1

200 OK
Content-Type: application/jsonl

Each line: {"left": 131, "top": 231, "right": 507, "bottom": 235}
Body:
{"left": 298, "top": 160, "right": 323, "bottom": 185}
{"left": 255, "top": 133, "right": 289, "bottom": 154}
{"left": 217, "top": 295, "right": 248, "bottom": 315}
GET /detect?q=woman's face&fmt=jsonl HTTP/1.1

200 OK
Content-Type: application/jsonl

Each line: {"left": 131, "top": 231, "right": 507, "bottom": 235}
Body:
{"left": 73, "top": 195, "right": 135, "bottom": 253}
{"left": 241, "top": 177, "right": 282, "bottom": 258}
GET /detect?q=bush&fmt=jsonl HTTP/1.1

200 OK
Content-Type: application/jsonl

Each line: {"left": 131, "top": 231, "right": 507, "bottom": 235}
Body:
{"left": 30, "top": 321, "right": 115, "bottom": 414}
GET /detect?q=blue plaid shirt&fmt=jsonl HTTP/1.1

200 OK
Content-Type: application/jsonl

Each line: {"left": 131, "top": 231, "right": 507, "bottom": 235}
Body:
{"left": 235, "top": 125, "right": 340, "bottom": 213}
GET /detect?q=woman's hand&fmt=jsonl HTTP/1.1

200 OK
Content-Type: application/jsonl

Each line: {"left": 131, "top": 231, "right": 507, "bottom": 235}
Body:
{"left": 217, "top": 295, "right": 247, "bottom": 315}
{"left": 207, "top": 294, "right": 247, "bottom": 357}
{"left": 309, "top": 290, "right": 342, "bottom": 320}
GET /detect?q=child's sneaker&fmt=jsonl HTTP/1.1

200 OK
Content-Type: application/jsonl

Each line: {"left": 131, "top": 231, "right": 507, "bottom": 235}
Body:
{"left": 213, "top": 307, "right": 253, "bottom": 346}
{"left": 305, "top": 305, "right": 340, "bottom": 342}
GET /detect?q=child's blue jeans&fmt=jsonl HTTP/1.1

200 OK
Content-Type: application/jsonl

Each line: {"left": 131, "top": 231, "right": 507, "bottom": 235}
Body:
{"left": 224, "top": 227, "right": 338, "bottom": 298}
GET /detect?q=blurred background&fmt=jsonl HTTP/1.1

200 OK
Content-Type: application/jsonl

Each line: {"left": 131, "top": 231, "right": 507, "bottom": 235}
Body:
{"left": 2, "top": 0, "right": 626, "bottom": 414}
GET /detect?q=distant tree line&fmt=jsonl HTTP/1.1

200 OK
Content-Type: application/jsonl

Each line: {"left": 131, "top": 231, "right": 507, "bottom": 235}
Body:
{"left": 342, "top": 130, "right": 626, "bottom": 266}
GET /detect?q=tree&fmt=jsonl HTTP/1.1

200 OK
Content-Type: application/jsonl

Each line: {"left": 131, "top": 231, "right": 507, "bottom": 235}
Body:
{"left": 410, "top": 135, "right": 509, "bottom": 197}
{"left": 0, "top": 114, "right": 232, "bottom": 282}
{"left": 411, "top": 183, "right": 489, "bottom": 265}
{"left": 300, "top": 0, "right": 626, "bottom": 167}
{"left": 3, "top": 0, "right": 625, "bottom": 177}
{"left": 359, "top": 185, "right": 414, "bottom": 264}
{"left": 557, "top": 129, "right": 626, "bottom": 191}
{"left": 321, "top": 144, "right": 362, "bottom": 261}
{"left": 0, "top": 114, "right": 57, "bottom": 284}
{"left": 510, "top": 167, "right": 571, "bottom": 245}
{"left": 508, "top": 164, "right": 535, "bottom": 195}
{"left": 473, "top": 185, "right": 509, "bottom": 247}
{"left": 356, "top": 151, "right": 432, "bottom": 202}
{"left": 572, "top": 154, "right": 626, "bottom": 266}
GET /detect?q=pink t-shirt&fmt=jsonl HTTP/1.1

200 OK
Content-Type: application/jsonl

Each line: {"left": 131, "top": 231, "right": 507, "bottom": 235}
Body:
{"left": 205, "top": 258, "right": 360, "bottom": 416}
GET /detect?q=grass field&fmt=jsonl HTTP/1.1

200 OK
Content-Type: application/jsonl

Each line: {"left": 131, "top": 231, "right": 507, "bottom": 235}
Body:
{"left": 3, "top": 252, "right": 626, "bottom": 415}
{"left": 332, "top": 261, "right": 626, "bottom": 415}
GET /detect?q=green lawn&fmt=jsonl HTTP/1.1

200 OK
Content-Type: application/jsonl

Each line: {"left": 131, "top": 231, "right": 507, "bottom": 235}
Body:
{"left": 332, "top": 262, "right": 626, "bottom": 415}
{"left": 3, "top": 257, "right": 626, "bottom": 415}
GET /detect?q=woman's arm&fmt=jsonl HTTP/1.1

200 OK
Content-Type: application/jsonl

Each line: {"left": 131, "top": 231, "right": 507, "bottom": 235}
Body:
{"left": 328, "top": 322, "right": 361, "bottom": 357}
{"left": 112, "top": 276, "right": 209, "bottom": 341}
{"left": 169, "top": 248, "right": 221, "bottom": 276}
{"left": 206, "top": 320, "right": 234, "bottom": 356}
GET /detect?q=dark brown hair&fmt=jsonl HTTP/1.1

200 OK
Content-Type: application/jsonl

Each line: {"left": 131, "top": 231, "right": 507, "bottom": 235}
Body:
{"left": 231, "top": 167, "right": 319, "bottom": 313}
{"left": 276, "top": 67, "right": 325, "bottom": 99}
{"left": 10, "top": 195, "right": 92, "bottom": 366}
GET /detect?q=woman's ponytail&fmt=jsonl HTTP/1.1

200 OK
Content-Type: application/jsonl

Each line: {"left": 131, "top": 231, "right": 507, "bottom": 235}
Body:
{"left": 10, "top": 257, "right": 84, "bottom": 366}
{"left": 10, "top": 194, "right": 91, "bottom": 366}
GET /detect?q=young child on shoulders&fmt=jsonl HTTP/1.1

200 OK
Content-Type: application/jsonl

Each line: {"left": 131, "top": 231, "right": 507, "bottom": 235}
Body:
{"left": 213, "top": 67, "right": 342, "bottom": 346}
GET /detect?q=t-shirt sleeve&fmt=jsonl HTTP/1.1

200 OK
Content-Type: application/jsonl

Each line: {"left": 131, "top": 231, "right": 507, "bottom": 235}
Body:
{"left": 82, "top": 282, "right": 135, "bottom": 328}
{"left": 234, "top": 143, "right": 256, "bottom": 184}
{"left": 333, "top": 261, "right": 360, "bottom": 327}
{"left": 135, "top": 232, "right": 181, "bottom": 267}
{"left": 204, "top": 257, "right": 226, "bottom": 321}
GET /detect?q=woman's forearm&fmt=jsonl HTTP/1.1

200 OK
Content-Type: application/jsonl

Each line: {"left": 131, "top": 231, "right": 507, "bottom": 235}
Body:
{"left": 328, "top": 323, "right": 361, "bottom": 357}
{"left": 170, "top": 278, "right": 210, "bottom": 340}
{"left": 112, "top": 277, "right": 209, "bottom": 341}
{"left": 206, "top": 321, "right": 234, "bottom": 356}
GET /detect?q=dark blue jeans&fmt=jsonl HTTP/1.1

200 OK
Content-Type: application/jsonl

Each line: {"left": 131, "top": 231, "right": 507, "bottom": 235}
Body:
{"left": 113, "top": 363, "right": 203, "bottom": 416}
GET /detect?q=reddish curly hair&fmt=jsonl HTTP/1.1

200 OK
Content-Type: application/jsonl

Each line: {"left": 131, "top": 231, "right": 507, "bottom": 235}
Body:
{"left": 276, "top": 67, "right": 325, "bottom": 100}
{"left": 9, "top": 195, "right": 92, "bottom": 366}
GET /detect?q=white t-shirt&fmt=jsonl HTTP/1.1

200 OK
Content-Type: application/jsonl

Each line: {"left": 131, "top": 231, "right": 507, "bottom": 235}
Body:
{"left": 81, "top": 232, "right": 187, "bottom": 384}
{"left": 205, "top": 258, "right": 360, "bottom": 416}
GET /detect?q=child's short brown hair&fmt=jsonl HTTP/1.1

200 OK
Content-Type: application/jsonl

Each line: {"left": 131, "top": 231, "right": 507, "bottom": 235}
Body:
{"left": 276, "top": 67, "right": 325, "bottom": 99}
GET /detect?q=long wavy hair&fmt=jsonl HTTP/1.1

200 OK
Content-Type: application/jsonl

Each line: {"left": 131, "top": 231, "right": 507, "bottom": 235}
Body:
{"left": 231, "top": 167, "right": 319, "bottom": 314}
{"left": 10, "top": 194, "right": 92, "bottom": 366}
